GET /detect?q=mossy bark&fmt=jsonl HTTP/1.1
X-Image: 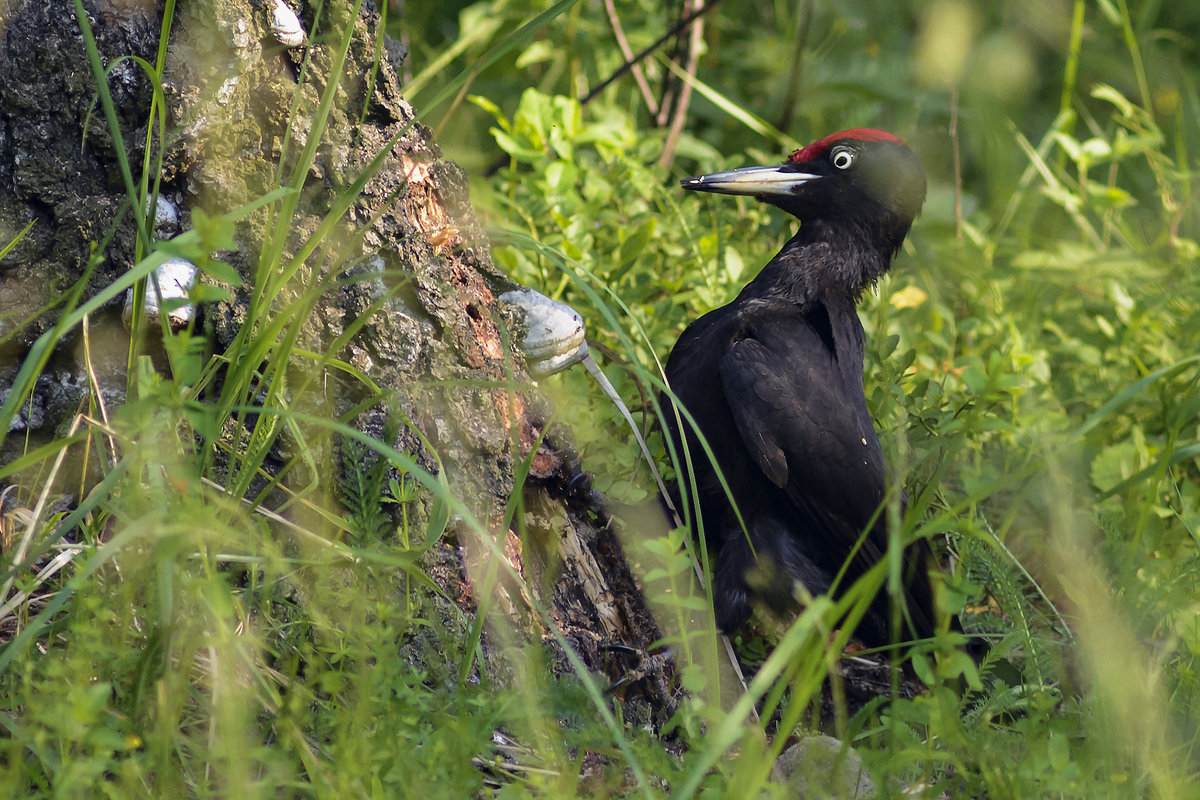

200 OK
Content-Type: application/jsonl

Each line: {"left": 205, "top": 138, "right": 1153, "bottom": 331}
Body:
{"left": 0, "top": 0, "right": 672, "bottom": 722}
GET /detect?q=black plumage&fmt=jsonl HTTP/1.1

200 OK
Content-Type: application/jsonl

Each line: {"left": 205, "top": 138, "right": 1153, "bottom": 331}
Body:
{"left": 663, "top": 128, "right": 939, "bottom": 649}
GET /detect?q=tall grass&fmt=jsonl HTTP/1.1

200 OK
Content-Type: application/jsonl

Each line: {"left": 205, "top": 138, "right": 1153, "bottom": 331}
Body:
{"left": 1, "top": 0, "right": 1198, "bottom": 798}
{"left": 472, "top": 0, "right": 1200, "bottom": 796}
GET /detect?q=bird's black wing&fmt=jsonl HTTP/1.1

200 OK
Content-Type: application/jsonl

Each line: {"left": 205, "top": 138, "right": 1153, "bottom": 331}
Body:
{"left": 716, "top": 303, "right": 890, "bottom": 573}
{"left": 716, "top": 301, "right": 940, "bottom": 644}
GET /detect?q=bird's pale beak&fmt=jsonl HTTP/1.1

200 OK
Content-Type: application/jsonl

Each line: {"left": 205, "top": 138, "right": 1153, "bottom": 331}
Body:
{"left": 680, "top": 165, "right": 820, "bottom": 198}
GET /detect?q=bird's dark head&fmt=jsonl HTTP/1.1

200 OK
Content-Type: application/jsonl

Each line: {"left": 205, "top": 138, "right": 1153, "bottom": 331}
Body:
{"left": 681, "top": 128, "right": 926, "bottom": 257}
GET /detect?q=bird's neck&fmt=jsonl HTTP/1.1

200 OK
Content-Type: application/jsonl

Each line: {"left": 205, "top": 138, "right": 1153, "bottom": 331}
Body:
{"left": 746, "top": 221, "right": 894, "bottom": 305}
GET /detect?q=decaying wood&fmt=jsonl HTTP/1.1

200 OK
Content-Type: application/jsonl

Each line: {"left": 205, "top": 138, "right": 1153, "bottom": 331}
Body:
{"left": 0, "top": 0, "right": 680, "bottom": 719}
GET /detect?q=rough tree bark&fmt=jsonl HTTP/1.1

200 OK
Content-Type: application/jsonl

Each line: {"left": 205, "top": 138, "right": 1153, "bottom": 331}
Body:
{"left": 0, "top": 0, "right": 676, "bottom": 724}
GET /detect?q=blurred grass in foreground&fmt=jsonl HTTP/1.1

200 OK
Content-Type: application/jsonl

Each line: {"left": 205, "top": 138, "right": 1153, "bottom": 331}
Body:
{"left": 1, "top": 0, "right": 1198, "bottom": 797}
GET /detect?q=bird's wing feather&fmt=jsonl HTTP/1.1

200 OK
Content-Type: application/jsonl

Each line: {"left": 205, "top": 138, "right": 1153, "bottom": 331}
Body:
{"left": 717, "top": 307, "right": 888, "bottom": 561}
{"left": 715, "top": 341, "right": 791, "bottom": 487}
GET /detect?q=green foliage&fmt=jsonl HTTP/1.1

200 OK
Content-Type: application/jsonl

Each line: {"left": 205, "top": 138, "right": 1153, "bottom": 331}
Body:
{"left": 476, "top": 87, "right": 776, "bottom": 499}
{"left": 431, "top": 0, "right": 1200, "bottom": 796}
{"left": 3, "top": 0, "right": 1200, "bottom": 797}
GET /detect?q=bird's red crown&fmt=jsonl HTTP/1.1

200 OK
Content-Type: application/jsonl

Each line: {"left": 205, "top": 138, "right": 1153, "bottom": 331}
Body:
{"left": 788, "top": 128, "right": 906, "bottom": 164}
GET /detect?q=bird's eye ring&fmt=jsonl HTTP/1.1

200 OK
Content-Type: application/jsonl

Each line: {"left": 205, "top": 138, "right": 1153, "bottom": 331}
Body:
{"left": 831, "top": 147, "right": 855, "bottom": 170}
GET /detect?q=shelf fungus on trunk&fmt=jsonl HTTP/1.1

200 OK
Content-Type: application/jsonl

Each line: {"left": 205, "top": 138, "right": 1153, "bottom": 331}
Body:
{"left": 145, "top": 195, "right": 180, "bottom": 241}
{"left": 122, "top": 257, "right": 198, "bottom": 330}
{"left": 498, "top": 288, "right": 588, "bottom": 378}
{"left": 270, "top": 0, "right": 306, "bottom": 48}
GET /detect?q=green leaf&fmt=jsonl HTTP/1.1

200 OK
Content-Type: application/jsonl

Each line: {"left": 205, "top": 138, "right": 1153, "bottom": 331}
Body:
{"left": 195, "top": 257, "right": 242, "bottom": 287}
{"left": 514, "top": 39, "right": 555, "bottom": 68}
{"left": 191, "top": 207, "right": 238, "bottom": 252}
{"left": 189, "top": 283, "right": 232, "bottom": 304}
{"left": 1090, "top": 83, "right": 1135, "bottom": 118}
{"left": 1091, "top": 441, "right": 1139, "bottom": 492}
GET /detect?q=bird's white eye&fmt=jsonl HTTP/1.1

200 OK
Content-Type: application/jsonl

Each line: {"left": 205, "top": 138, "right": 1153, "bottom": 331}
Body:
{"left": 831, "top": 147, "right": 855, "bottom": 170}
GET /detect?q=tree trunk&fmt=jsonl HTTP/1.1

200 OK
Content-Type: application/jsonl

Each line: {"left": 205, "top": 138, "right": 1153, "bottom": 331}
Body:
{"left": 0, "top": 0, "right": 675, "bottom": 723}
